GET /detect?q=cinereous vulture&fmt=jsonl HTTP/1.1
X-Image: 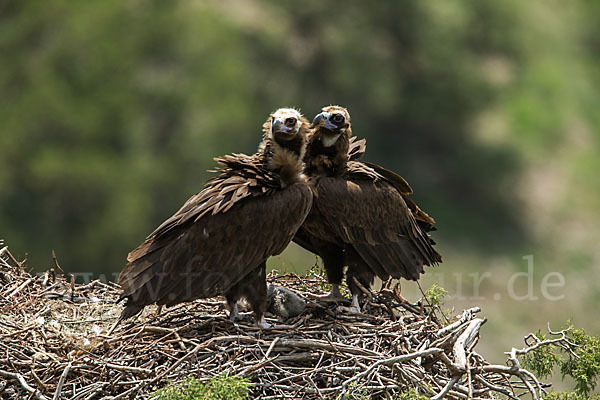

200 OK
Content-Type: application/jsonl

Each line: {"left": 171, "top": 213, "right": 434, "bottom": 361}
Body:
{"left": 117, "top": 108, "right": 313, "bottom": 328}
{"left": 293, "top": 106, "right": 442, "bottom": 312}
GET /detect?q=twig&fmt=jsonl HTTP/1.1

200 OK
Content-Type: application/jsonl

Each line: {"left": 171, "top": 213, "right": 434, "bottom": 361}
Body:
{"left": 51, "top": 250, "right": 65, "bottom": 277}
{"left": 264, "top": 337, "right": 280, "bottom": 359}
{"left": 339, "top": 347, "right": 443, "bottom": 397}
{"left": 453, "top": 318, "right": 486, "bottom": 371}
{"left": 0, "top": 369, "right": 50, "bottom": 400}
{"left": 0, "top": 241, "right": 564, "bottom": 400}
{"left": 431, "top": 376, "right": 459, "bottom": 400}
{"left": 53, "top": 362, "right": 71, "bottom": 400}
{"left": 7, "top": 278, "right": 34, "bottom": 298}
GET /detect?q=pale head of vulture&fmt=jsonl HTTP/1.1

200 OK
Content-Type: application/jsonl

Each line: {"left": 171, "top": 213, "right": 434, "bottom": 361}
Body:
{"left": 261, "top": 107, "right": 310, "bottom": 183}
{"left": 268, "top": 108, "right": 305, "bottom": 142}
{"left": 311, "top": 106, "right": 351, "bottom": 147}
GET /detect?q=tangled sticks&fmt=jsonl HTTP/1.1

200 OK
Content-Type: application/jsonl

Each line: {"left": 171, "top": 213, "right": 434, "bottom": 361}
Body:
{"left": 0, "top": 244, "right": 569, "bottom": 399}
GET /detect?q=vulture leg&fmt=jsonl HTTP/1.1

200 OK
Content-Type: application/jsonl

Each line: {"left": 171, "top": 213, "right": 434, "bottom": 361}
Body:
{"left": 245, "top": 261, "right": 268, "bottom": 327}
{"left": 342, "top": 247, "right": 377, "bottom": 313}
{"left": 228, "top": 302, "right": 240, "bottom": 321}
{"left": 309, "top": 243, "right": 348, "bottom": 301}
{"left": 225, "top": 261, "right": 267, "bottom": 326}
{"left": 227, "top": 261, "right": 294, "bottom": 329}
{"left": 243, "top": 261, "right": 269, "bottom": 327}
{"left": 337, "top": 294, "right": 361, "bottom": 314}
{"left": 350, "top": 294, "right": 360, "bottom": 312}
{"left": 225, "top": 286, "right": 243, "bottom": 322}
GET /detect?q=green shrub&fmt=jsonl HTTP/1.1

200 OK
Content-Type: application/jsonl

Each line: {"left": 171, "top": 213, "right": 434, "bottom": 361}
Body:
{"left": 398, "top": 388, "right": 429, "bottom": 400}
{"left": 424, "top": 283, "right": 448, "bottom": 306}
{"left": 521, "top": 331, "right": 562, "bottom": 378}
{"left": 520, "top": 324, "right": 600, "bottom": 396}
{"left": 560, "top": 327, "right": 600, "bottom": 395}
{"left": 545, "top": 392, "right": 600, "bottom": 400}
{"left": 152, "top": 374, "right": 251, "bottom": 400}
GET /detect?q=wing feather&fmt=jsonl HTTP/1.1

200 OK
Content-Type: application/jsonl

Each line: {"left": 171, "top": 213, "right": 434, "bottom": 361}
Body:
{"left": 120, "top": 151, "right": 311, "bottom": 309}
{"left": 119, "top": 183, "right": 312, "bottom": 307}
{"left": 304, "top": 166, "right": 440, "bottom": 281}
{"left": 348, "top": 136, "right": 367, "bottom": 161}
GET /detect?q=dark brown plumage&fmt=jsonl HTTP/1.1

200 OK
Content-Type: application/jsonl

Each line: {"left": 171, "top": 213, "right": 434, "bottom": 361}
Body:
{"left": 293, "top": 106, "right": 442, "bottom": 311}
{"left": 117, "top": 108, "right": 313, "bottom": 328}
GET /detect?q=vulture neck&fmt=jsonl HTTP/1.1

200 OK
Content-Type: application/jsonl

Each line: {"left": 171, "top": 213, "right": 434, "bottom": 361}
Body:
{"left": 305, "top": 128, "right": 351, "bottom": 177}
{"left": 261, "top": 133, "right": 307, "bottom": 187}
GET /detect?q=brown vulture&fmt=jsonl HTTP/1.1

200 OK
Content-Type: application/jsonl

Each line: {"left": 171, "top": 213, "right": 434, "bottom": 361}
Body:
{"left": 117, "top": 108, "right": 313, "bottom": 328}
{"left": 293, "top": 105, "right": 442, "bottom": 312}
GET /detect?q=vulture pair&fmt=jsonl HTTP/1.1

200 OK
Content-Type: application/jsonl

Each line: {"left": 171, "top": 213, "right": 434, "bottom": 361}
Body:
{"left": 117, "top": 106, "right": 441, "bottom": 328}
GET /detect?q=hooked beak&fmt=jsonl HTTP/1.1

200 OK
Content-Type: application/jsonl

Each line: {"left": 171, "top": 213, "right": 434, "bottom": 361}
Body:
{"left": 312, "top": 112, "right": 338, "bottom": 131}
{"left": 272, "top": 119, "right": 293, "bottom": 134}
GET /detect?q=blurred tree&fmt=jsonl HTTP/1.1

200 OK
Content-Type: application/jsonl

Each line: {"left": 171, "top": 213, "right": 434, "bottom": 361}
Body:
{"left": 0, "top": 0, "right": 263, "bottom": 273}
{"left": 0, "top": 0, "right": 598, "bottom": 278}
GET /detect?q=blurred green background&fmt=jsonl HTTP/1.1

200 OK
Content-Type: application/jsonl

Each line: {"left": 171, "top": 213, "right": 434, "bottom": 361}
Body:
{"left": 1, "top": 0, "right": 598, "bottom": 365}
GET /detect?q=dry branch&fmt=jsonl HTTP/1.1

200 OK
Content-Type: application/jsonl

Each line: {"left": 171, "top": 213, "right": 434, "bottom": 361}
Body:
{"left": 0, "top": 243, "right": 566, "bottom": 399}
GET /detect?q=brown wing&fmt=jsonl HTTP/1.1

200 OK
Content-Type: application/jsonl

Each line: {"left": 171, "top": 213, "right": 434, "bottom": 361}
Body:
{"left": 348, "top": 136, "right": 367, "bottom": 161}
{"left": 293, "top": 137, "right": 366, "bottom": 254}
{"left": 305, "top": 165, "right": 441, "bottom": 281}
{"left": 360, "top": 161, "right": 436, "bottom": 232}
{"left": 119, "top": 182, "right": 312, "bottom": 310}
{"left": 135, "top": 154, "right": 280, "bottom": 244}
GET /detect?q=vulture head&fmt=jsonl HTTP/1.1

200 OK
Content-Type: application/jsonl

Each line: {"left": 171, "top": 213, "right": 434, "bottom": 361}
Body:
{"left": 266, "top": 108, "right": 306, "bottom": 142}
{"left": 261, "top": 107, "right": 309, "bottom": 156}
{"left": 262, "top": 108, "right": 310, "bottom": 182}
{"left": 311, "top": 106, "right": 351, "bottom": 147}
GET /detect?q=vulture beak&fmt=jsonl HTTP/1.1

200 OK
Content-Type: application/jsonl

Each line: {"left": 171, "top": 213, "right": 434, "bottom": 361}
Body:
{"left": 272, "top": 119, "right": 294, "bottom": 135}
{"left": 312, "top": 112, "right": 338, "bottom": 131}
{"left": 272, "top": 119, "right": 292, "bottom": 134}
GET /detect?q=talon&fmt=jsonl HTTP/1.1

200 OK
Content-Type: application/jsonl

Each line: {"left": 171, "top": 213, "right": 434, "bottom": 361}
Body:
{"left": 336, "top": 295, "right": 361, "bottom": 314}
{"left": 337, "top": 305, "right": 361, "bottom": 314}
{"left": 308, "top": 292, "right": 348, "bottom": 302}
{"left": 308, "top": 284, "right": 348, "bottom": 302}
{"left": 257, "top": 316, "right": 272, "bottom": 329}
{"left": 270, "top": 323, "right": 295, "bottom": 329}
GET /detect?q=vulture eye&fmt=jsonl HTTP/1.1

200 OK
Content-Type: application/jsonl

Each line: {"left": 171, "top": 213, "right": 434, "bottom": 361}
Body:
{"left": 284, "top": 117, "right": 297, "bottom": 127}
{"left": 331, "top": 114, "right": 345, "bottom": 124}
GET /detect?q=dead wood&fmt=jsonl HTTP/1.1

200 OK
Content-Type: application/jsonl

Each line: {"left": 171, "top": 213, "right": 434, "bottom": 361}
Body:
{"left": 0, "top": 242, "right": 562, "bottom": 399}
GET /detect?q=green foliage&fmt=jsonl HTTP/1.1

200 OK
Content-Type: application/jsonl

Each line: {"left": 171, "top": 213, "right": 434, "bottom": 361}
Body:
{"left": 342, "top": 384, "right": 428, "bottom": 400}
{"left": 521, "top": 331, "right": 562, "bottom": 378}
{"left": 424, "top": 283, "right": 448, "bottom": 306}
{"left": 520, "top": 325, "right": 600, "bottom": 396}
{"left": 304, "top": 258, "right": 327, "bottom": 292}
{"left": 343, "top": 382, "right": 371, "bottom": 400}
{"left": 397, "top": 388, "right": 429, "bottom": 400}
{"left": 560, "top": 327, "right": 600, "bottom": 395}
{"left": 0, "top": 0, "right": 261, "bottom": 274}
{"left": 305, "top": 258, "right": 324, "bottom": 279}
{"left": 304, "top": 257, "right": 349, "bottom": 293}
{"left": 545, "top": 392, "right": 600, "bottom": 400}
{"left": 152, "top": 374, "right": 250, "bottom": 400}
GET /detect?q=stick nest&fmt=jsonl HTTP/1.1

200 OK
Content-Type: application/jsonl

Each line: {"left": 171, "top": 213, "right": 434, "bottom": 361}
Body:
{"left": 0, "top": 243, "right": 555, "bottom": 400}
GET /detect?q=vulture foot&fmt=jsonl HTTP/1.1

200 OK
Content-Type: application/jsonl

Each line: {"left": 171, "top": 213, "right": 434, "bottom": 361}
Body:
{"left": 337, "top": 294, "right": 361, "bottom": 314}
{"left": 308, "top": 292, "right": 348, "bottom": 302}
{"left": 308, "top": 284, "right": 348, "bottom": 302}
{"left": 256, "top": 316, "right": 294, "bottom": 330}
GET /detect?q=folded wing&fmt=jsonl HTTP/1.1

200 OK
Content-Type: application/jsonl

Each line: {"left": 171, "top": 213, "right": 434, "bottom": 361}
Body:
{"left": 119, "top": 161, "right": 312, "bottom": 312}
{"left": 306, "top": 162, "right": 441, "bottom": 281}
